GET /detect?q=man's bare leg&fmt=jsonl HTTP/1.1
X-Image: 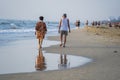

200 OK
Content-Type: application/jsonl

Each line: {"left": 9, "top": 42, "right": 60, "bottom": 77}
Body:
{"left": 60, "top": 34, "right": 63, "bottom": 47}
{"left": 38, "top": 39, "right": 43, "bottom": 49}
{"left": 38, "top": 39, "right": 40, "bottom": 49}
{"left": 63, "top": 35, "right": 67, "bottom": 47}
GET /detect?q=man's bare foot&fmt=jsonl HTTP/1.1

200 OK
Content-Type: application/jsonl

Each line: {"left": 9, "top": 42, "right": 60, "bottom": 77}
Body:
{"left": 63, "top": 45, "right": 65, "bottom": 48}
{"left": 60, "top": 44, "right": 63, "bottom": 47}
{"left": 38, "top": 45, "right": 42, "bottom": 49}
{"left": 39, "top": 45, "right": 42, "bottom": 48}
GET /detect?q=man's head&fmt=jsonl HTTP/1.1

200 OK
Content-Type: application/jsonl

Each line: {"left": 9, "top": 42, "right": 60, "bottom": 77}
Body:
{"left": 63, "top": 13, "right": 67, "bottom": 18}
{"left": 39, "top": 16, "right": 44, "bottom": 21}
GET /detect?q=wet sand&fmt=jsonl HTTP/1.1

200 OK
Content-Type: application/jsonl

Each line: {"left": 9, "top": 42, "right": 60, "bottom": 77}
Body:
{"left": 0, "top": 28, "right": 120, "bottom": 80}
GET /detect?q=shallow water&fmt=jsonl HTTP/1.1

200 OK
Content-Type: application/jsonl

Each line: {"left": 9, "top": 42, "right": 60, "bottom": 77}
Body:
{"left": 35, "top": 49, "right": 92, "bottom": 71}
{"left": 0, "top": 48, "right": 91, "bottom": 75}
{"left": 0, "top": 38, "right": 91, "bottom": 74}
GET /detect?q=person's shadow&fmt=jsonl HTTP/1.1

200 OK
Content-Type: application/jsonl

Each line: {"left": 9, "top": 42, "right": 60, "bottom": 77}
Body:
{"left": 35, "top": 49, "right": 46, "bottom": 71}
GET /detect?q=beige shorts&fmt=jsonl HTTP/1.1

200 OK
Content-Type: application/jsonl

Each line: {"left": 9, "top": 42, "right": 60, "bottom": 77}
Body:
{"left": 36, "top": 31, "right": 45, "bottom": 39}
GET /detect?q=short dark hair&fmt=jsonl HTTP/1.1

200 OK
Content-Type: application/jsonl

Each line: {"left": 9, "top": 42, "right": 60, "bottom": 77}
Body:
{"left": 39, "top": 16, "right": 44, "bottom": 20}
{"left": 63, "top": 13, "right": 67, "bottom": 17}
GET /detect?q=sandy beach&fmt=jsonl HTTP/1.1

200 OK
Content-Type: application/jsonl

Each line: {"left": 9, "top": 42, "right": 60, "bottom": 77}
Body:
{"left": 0, "top": 27, "right": 120, "bottom": 80}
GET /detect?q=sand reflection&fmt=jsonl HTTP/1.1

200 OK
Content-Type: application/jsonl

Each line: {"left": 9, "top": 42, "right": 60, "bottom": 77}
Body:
{"left": 35, "top": 49, "right": 46, "bottom": 71}
{"left": 58, "top": 54, "right": 70, "bottom": 69}
{"left": 34, "top": 50, "right": 91, "bottom": 71}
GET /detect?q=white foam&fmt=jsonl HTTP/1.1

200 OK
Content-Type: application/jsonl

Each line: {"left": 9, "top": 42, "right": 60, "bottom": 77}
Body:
{"left": 0, "top": 29, "right": 35, "bottom": 33}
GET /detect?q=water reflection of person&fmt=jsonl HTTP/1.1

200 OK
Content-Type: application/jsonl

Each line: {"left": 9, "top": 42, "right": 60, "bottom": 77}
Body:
{"left": 35, "top": 49, "right": 46, "bottom": 71}
{"left": 58, "top": 54, "right": 70, "bottom": 69}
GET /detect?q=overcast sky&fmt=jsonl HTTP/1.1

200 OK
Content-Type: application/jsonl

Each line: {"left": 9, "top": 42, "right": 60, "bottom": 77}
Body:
{"left": 0, "top": 0, "right": 120, "bottom": 22}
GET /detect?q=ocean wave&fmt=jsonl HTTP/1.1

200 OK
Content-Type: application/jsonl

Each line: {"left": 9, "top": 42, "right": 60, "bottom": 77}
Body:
{"left": 0, "top": 22, "right": 10, "bottom": 25}
{"left": 10, "top": 23, "right": 18, "bottom": 29}
{"left": 0, "top": 29, "right": 35, "bottom": 33}
{"left": 0, "top": 28, "right": 58, "bottom": 33}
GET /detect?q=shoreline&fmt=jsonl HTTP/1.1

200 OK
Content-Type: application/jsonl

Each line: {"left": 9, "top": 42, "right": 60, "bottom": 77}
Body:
{"left": 0, "top": 28, "right": 120, "bottom": 80}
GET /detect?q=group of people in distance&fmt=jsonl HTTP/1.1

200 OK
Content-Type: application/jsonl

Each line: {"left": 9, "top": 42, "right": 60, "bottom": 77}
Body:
{"left": 35, "top": 13, "right": 70, "bottom": 49}
{"left": 91, "top": 21, "right": 101, "bottom": 26}
{"left": 75, "top": 20, "right": 89, "bottom": 29}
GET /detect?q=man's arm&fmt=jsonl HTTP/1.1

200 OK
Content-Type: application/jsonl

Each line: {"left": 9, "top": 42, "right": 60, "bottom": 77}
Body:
{"left": 44, "top": 23, "right": 47, "bottom": 32}
{"left": 58, "top": 19, "right": 62, "bottom": 33}
{"left": 35, "top": 22, "right": 39, "bottom": 35}
{"left": 35, "top": 22, "right": 39, "bottom": 31}
{"left": 44, "top": 23, "right": 47, "bottom": 34}
{"left": 67, "top": 19, "right": 71, "bottom": 33}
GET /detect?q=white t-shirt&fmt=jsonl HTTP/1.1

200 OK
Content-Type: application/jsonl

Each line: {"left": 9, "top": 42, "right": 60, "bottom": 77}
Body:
{"left": 60, "top": 18, "right": 68, "bottom": 31}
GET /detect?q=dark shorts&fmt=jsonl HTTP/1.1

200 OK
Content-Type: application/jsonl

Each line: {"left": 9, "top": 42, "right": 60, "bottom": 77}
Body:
{"left": 60, "top": 30, "right": 68, "bottom": 36}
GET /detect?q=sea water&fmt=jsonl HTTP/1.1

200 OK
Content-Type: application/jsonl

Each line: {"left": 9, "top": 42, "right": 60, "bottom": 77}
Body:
{"left": 0, "top": 47, "right": 92, "bottom": 74}
{"left": 0, "top": 19, "right": 58, "bottom": 46}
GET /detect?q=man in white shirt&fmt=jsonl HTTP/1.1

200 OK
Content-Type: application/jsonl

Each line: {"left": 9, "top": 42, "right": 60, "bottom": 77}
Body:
{"left": 58, "top": 13, "right": 71, "bottom": 47}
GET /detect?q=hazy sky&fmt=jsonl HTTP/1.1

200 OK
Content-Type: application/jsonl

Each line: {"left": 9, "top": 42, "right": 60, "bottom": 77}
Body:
{"left": 0, "top": 0, "right": 120, "bottom": 22}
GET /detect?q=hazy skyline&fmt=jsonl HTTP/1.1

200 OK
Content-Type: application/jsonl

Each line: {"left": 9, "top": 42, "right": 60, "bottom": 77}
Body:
{"left": 0, "top": 0, "right": 120, "bottom": 22}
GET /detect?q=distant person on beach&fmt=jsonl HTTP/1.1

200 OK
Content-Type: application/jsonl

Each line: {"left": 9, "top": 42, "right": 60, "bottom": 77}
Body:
{"left": 108, "top": 22, "right": 112, "bottom": 27}
{"left": 35, "top": 16, "right": 47, "bottom": 49}
{"left": 58, "top": 13, "right": 71, "bottom": 47}
{"left": 86, "top": 20, "right": 88, "bottom": 26}
{"left": 91, "top": 21, "right": 94, "bottom": 26}
{"left": 94, "top": 21, "right": 97, "bottom": 26}
{"left": 97, "top": 21, "right": 100, "bottom": 26}
{"left": 75, "top": 20, "right": 80, "bottom": 29}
